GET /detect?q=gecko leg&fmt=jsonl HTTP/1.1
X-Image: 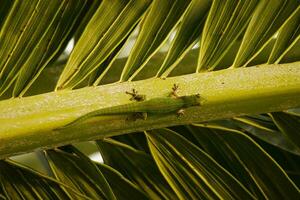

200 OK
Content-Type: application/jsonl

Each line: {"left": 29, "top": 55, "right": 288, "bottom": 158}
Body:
{"left": 126, "top": 89, "right": 146, "bottom": 102}
{"left": 170, "top": 84, "right": 185, "bottom": 117}
{"left": 138, "top": 112, "right": 148, "bottom": 120}
{"left": 176, "top": 109, "right": 185, "bottom": 117}
{"left": 125, "top": 89, "right": 147, "bottom": 121}
{"left": 128, "top": 112, "right": 147, "bottom": 121}
{"left": 170, "top": 83, "right": 179, "bottom": 98}
{"left": 169, "top": 84, "right": 186, "bottom": 117}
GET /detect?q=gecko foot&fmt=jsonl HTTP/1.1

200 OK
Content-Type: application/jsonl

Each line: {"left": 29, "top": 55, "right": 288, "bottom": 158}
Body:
{"left": 126, "top": 89, "right": 146, "bottom": 102}
{"left": 126, "top": 112, "right": 147, "bottom": 121}
{"left": 176, "top": 109, "right": 185, "bottom": 117}
{"left": 170, "top": 84, "right": 179, "bottom": 98}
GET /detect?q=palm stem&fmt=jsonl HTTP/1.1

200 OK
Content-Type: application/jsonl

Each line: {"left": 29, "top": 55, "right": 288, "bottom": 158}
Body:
{"left": 0, "top": 62, "right": 300, "bottom": 158}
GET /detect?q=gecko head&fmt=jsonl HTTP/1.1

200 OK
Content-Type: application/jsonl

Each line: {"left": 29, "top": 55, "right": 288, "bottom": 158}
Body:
{"left": 181, "top": 94, "right": 201, "bottom": 107}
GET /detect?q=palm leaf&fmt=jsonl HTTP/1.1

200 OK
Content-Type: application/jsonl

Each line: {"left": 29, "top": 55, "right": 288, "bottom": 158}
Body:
{"left": 0, "top": 146, "right": 150, "bottom": 199}
{"left": 96, "top": 139, "right": 177, "bottom": 199}
{"left": 147, "top": 128, "right": 256, "bottom": 199}
{"left": 56, "top": 0, "right": 152, "bottom": 89}
{"left": 0, "top": 159, "right": 91, "bottom": 199}
{"left": 187, "top": 125, "right": 299, "bottom": 199}
{"left": 0, "top": 0, "right": 93, "bottom": 97}
{"left": 233, "top": 116, "right": 300, "bottom": 155}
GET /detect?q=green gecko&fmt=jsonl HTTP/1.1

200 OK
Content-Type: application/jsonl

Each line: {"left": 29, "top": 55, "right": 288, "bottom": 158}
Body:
{"left": 62, "top": 84, "right": 200, "bottom": 128}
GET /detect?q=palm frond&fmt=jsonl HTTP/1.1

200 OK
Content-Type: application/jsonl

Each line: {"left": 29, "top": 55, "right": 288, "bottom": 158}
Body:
{"left": 0, "top": 0, "right": 96, "bottom": 97}
{"left": 0, "top": 159, "right": 91, "bottom": 199}
{"left": 0, "top": 0, "right": 299, "bottom": 199}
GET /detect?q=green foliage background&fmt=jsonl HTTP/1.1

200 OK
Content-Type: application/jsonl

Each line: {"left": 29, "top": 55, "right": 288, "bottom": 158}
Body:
{"left": 0, "top": 0, "right": 299, "bottom": 199}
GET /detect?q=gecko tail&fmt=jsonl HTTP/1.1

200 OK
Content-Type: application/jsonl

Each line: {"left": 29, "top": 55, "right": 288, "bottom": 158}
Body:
{"left": 55, "top": 112, "right": 96, "bottom": 130}
{"left": 55, "top": 118, "right": 84, "bottom": 130}
{"left": 64, "top": 118, "right": 85, "bottom": 129}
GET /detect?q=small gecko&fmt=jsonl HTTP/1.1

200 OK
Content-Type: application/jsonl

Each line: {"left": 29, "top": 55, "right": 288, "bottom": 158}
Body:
{"left": 61, "top": 84, "right": 200, "bottom": 128}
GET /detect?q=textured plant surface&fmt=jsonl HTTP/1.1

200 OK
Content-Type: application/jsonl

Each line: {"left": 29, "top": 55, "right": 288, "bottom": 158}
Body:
{"left": 0, "top": 0, "right": 299, "bottom": 199}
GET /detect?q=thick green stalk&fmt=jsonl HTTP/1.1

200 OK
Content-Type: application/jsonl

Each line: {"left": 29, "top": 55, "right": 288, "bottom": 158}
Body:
{"left": 0, "top": 62, "right": 300, "bottom": 158}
